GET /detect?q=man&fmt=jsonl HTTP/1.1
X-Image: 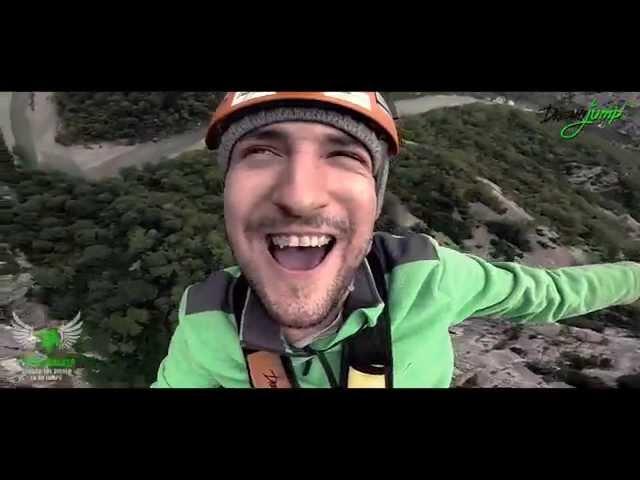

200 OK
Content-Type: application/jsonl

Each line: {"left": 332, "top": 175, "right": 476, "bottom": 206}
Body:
{"left": 152, "top": 92, "right": 640, "bottom": 388}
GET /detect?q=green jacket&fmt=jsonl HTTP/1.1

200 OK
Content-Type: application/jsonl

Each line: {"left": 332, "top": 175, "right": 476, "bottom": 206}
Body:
{"left": 152, "top": 232, "right": 640, "bottom": 388}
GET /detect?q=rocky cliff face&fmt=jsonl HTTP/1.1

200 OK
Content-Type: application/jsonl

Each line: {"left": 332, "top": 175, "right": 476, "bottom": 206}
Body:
{"left": 452, "top": 316, "right": 640, "bottom": 388}
{"left": 564, "top": 163, "right": 620, "bottom": 193}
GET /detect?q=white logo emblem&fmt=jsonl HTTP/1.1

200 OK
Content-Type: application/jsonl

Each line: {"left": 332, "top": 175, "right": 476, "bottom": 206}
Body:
{"left": 375, "top": 92, "right": 393, "bottom": 118}
{"left": 10, "top": 311, "right": 83, "bottom": 352}
{"left": 323, "top": 92, "right": 372, "bottom": 110}
{"left": 231, "top": 92, "right": 277, "bottom": 106}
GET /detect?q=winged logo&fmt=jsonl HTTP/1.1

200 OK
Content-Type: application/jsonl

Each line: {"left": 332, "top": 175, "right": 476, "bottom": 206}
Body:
{"left": 10, "top": 311, "right": 83, "bottom": 354}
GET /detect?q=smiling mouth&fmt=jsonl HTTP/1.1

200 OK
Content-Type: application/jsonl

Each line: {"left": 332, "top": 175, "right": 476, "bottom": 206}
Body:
{"left": 267, "top": 234, "right": 337, "bottom": 271}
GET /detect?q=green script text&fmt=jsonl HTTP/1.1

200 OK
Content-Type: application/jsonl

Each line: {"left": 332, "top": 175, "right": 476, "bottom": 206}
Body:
{"left": 560, "top": 100, "right": 626, "bottom": 140}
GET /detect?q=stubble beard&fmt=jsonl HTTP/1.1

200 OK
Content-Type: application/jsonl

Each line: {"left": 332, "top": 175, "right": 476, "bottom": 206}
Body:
{"left": 234, "top": 236, "right": 371, "bottom": 331}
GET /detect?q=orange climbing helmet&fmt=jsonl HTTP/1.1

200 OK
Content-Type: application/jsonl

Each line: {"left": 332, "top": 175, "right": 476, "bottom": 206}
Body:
{"left": 205, "top": 92, "right": 400, "bottom": 155}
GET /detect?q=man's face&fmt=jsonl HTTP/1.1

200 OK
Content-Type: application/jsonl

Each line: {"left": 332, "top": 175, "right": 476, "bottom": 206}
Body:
{"left": 224, "top": 121, "right": 377, "bottom": 331}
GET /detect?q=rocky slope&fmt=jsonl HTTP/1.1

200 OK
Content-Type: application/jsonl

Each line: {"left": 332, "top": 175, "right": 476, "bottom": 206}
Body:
{"left": 452, "top": 318, "right": 640, "bottom": 388}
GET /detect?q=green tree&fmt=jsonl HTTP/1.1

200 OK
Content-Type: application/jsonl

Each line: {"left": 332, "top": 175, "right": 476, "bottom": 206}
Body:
{"left": 33, "top": 266, "right": 73, "bottom": 290}
{"left": 128, "top": 227, "right": 156, "bottom": 256}
{"left": 622, "top": 240, "right": 640, "bottom": 261}
{"left": 32, "top": 240, "right": 55, "bottom": 253}
{"left": 118, "top": 279, "right": 158, "bottom": 305}
{"left": 87, "top": 278, "right": 114, "bottom": 303}
{"left": 39, "top": 226, "right": 68, "bottom": 242}
{"left": 79, "top": 245, "right": 113, "bottom": 266}
{"left": 620, "top": 171, "right": 640, "bottom": 213}
{"left": 53, "top": 92, "right": 221, "bottom": 145}
{"left": 74, "top": 228, "right": 99, "bottom": 246}
{"left": 143, "top": 250, "right": 169, "bottom": 268}
{"left": 162, "top": 92, "right": 182, "bottom": 109}
{"left": 0, "top": 210, "right": 13, "bottom": 224}
{"left": 486, "top": 221, "right": 533, "bottom": 252}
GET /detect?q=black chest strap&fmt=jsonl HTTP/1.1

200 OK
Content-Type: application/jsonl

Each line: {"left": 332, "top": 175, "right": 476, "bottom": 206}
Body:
{"left": 342, "top": 247, "right": 393, "bottom": 388}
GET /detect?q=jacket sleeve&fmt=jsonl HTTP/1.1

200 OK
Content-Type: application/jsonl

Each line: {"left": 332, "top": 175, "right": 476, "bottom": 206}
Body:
{"left": 434, "top": 245, "right": 640, "bottom": 326}
{"left": 151, "top": 286, "right": 221, "bottom": 388}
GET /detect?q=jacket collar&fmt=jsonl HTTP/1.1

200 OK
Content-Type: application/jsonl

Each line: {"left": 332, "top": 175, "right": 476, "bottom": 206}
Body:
{"left": 238, "top": 257, "right": 383, "bottom": 354}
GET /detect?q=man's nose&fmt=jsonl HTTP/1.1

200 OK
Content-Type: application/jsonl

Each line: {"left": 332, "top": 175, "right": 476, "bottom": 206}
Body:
{"left": 271, "top": 151, "right": 329, "bottom": 217}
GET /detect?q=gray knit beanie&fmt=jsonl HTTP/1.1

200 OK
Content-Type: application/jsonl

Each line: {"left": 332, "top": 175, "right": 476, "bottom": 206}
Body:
{"left": 215, "top": 106, "right": 391, "bottom": 218}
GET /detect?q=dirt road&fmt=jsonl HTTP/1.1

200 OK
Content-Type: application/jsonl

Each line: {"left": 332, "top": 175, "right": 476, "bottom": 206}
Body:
{"left": 395, "top": 94, "right": 488, "bottom": 116}
{"left": 10, "top": 92, "right": 207, "bottom": 180}
{"left": 83, "top": 128, "right": 207, "bottom": 180}
{"left": 5, "top": 92, "right": 536, "bottom": 181}
{"left": 10, "top": 93, "right": 39, "bottom": 169}
{"left": 0, "top": 92, "right": 14, "bottom": 148}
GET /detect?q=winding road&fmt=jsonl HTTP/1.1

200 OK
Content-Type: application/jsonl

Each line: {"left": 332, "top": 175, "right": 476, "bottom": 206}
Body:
{"left": 394, "top": 94, "right": 488, "bottom": 116}
{"left": 2, "top": 92, "right": 208, "bottom": 180}
{"left": 83, "top": 127, "right": 207, "bottom": 180}
{"left": 0, "top": 92, "right": 502, "bottom": 181}
{"left": 0, "top": 92, "right": 14, "bottom": 148}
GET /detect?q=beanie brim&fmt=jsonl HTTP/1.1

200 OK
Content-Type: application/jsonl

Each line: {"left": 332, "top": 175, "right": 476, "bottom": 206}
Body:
{"left": 215, "top": 105, "right": 392, "bottom": 218}
{"left": 216, "top": 106, "right": 387, "bottom": 175}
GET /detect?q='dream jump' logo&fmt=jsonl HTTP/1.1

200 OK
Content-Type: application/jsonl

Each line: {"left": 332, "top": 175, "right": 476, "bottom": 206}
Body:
{"left": 539, "top": 99, "right": 628, "bottom": 140}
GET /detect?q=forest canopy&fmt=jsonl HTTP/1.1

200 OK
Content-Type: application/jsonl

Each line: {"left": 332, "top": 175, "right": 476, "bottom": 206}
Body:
{"left": 4, "top": 148, "right": 231, "bottom": 386}
{"left": 53, "top": 92, "right": 223, "bottom": 145}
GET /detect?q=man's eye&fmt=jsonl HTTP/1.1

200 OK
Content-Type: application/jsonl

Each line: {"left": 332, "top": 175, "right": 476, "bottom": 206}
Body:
{"left": 332, "top": 151, "right": 360, "bottom": 161}
{"left": 331, "top": 151, "right": 369, "bottom": 166}
{"left": 242, "top": 147, "right": 280, "bottom": 159}
{"left": 247, "top": 147, "right": 276, "bottom": 155}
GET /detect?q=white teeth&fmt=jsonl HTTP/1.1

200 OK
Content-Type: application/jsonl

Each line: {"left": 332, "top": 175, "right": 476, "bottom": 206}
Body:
{"left": 318, "top": 235, "right": 331, "bottom": 247}
{"left": 270, "top": 234, "right": 334, "bottom": 248}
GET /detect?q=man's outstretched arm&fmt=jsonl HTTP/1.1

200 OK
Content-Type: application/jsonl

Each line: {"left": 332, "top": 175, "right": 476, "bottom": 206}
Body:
{"left": 434, "top": 244, "right": 640, "bottom": 325}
